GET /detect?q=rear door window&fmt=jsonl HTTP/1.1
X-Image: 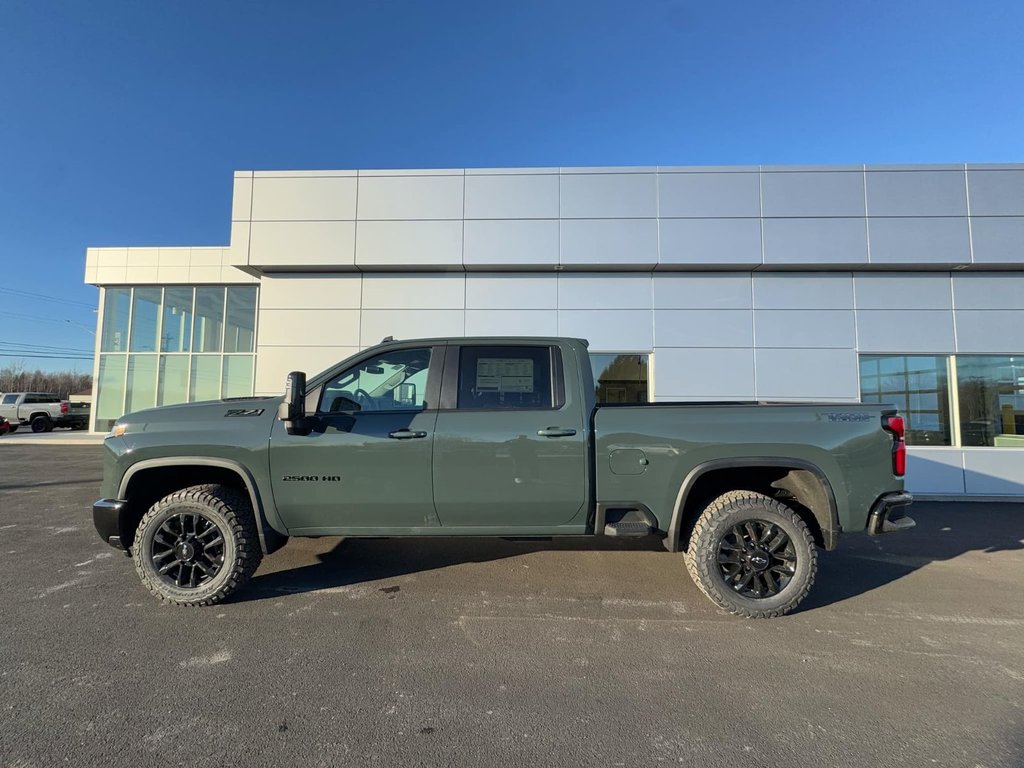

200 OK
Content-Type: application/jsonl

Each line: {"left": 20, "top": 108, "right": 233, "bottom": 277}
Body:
{"left": 456, "top": 346, "right": 560, "bottom": 410}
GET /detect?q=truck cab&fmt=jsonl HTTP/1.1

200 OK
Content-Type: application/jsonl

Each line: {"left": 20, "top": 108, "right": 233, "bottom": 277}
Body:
{"left": 272, "top": 339, "right": 593, "bottom": 534}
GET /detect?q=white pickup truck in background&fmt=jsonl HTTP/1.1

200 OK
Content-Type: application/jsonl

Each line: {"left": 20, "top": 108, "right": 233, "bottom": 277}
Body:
{"left": 0, "top": 392, "right": 90, "bottom": 432}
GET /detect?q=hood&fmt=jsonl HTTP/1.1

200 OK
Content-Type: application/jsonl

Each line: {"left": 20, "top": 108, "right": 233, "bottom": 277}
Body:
{"left": 117, "top": 396, "right": 282, "bottom": 434}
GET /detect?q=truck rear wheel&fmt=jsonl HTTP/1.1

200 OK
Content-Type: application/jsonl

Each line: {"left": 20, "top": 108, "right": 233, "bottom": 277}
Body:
{"left": 684, "top": 490, "right": 817, "bottom": 619}
{"left": 132, "top": 484, "right": 263, "bottom": 606}
{"left": 30, "top": 415, "right": 51, "bottom": 433}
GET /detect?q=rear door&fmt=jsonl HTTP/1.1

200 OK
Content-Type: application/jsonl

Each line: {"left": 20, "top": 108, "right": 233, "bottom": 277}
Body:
{"left": 431, "top": 343, "right": 588, "bottom": 528}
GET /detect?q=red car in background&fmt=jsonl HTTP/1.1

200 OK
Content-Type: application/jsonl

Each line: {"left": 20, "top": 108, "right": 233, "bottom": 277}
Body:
{"left": 0, "top": 416, "right": 10, "bottom": 435}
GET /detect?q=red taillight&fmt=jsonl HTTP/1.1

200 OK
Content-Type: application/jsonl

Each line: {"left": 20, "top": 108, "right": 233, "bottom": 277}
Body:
{"left": 60, "top": 402, "right": 69, "bottom": 414}
{"left": 883, "top": 415, "right": 906, "bottom": 477}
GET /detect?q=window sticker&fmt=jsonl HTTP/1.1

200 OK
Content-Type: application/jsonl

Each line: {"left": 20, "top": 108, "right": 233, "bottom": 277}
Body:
{"left": 476, "top": 358, "right": 534, "bottom": 393}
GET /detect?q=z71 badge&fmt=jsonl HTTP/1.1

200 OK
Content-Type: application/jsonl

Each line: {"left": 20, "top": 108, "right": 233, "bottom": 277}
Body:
{"left": 224, "top": 408, "right": 265, "bottom": 417}
{"left": 824, "top": 412, "right": 872, "bottom": 422}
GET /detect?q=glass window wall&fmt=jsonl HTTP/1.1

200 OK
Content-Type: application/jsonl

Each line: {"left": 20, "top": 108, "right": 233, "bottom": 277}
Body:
{"left": 590, "top": 353, "right": 650, "bottom": 404}
{"left": 193, "top": 287, "right": 225, "bottom": 353}
{"left": 158, "top": 354, "right": 190, "bottom": 406}
{"left": 957, "top": 356, "right": 1024, "bottom": 447}
{"left": 96, "top": 355, "right": 127, "bottom": 432}
{"left": 161, "top": 287, "right": 194, "bottom": 353}
{"left": 101, "top": 287, "right": 131, "bottom": 352}
{"left": 224, "top": 287, "right": 257, "bottom": 353}
{"left": 129, "top": 288, "right": 162, "bottom": 352}
{"left": 222, "top": 355, "right": 254, "bottom": 399}
{"left": 125, "top": 355, "right": 158, "bottom": 413}
{"left": 859, "top": 355, "right": 952, "bottom": 446}
{"left": 94, "top": 286, "right": 257, "bottom": 430}
{"left": 859, "top": 354, "right": 1024, "bottom": 449}
{"left": 190, "top": 356, "right": 221, "bottom": 402}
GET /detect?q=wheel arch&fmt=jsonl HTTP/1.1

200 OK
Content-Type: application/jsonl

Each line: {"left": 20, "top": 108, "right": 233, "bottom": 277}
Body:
{"left": 665, "top": 458, "right": 840, "bottom": 553}
{"left": 118, "top": 457, "right": 286, "bottom": 555}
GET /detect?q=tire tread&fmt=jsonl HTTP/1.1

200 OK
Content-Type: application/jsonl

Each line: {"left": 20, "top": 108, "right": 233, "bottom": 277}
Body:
{"left": 683, "top": 490, "right": 817, "bottom": 619}
{"left": 132, "top": 484, "right": 262, "bottom": 607}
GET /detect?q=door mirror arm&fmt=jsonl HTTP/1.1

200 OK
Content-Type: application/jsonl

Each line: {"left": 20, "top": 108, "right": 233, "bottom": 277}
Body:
{"left": 278, "top": 371, "right": 312, "bottom": 435}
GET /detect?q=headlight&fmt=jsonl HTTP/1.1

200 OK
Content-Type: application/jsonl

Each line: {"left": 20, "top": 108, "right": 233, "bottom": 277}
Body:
{"left": 105, "top": 424, "right": 127, "bottom": 439}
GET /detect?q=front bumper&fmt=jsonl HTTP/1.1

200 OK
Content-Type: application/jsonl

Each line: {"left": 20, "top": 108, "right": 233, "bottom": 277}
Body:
{"left": 93, "top": 498, "right": 127, "bottom": 550}
{"left": 867, "top": 491, "right": 915, "bottom": 535}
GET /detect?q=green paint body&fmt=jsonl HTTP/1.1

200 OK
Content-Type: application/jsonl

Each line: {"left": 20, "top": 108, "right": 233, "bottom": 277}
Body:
{"left": 100, "top": 337, "right": 903, "bottom": 545}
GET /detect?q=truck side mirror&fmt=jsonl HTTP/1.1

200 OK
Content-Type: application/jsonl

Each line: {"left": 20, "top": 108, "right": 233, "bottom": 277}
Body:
{"left": 277, "top": 371, "right": 306, "bottom": 422}
{"left": 395, "top": 382, "right": 416, "bottom": 406}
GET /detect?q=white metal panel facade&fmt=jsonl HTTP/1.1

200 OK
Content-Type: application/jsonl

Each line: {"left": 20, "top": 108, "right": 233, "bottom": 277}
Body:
{"left": 85, "top": 164, "right": 1024, "bottom": 496}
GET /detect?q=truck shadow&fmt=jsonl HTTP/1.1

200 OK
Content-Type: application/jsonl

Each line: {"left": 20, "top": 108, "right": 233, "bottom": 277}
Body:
{"left": 242, "top": 536, "right": 659, "bottom": 603}
{"left": 801, "top": 501, "right": 1024, "bottom": 612}
{"left": 240, "top": 502, "right": 1024, "bottom": 611}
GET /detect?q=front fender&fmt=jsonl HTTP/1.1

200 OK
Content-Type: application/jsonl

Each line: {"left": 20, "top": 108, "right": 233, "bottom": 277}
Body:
{"left": 116, "top": 455, "right": 287, "bottom": 555}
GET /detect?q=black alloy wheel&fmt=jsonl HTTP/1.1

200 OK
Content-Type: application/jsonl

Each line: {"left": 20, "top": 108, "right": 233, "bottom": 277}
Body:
{"left": 133, "top": 484, "right": 263, "bottom": 606}
{"left": 716, "top": 520, "right": 797, "bottom": 599}
{"left": 683, "top": 490, "right": 817, "bottom": 618}
{"left": 150, "top": 511, "right": 226, "bottom": 589}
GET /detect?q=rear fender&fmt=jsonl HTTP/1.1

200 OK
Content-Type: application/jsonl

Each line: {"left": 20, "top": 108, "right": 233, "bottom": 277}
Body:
{"left": 664, "top": 457, "right": 840, "bottom": 553}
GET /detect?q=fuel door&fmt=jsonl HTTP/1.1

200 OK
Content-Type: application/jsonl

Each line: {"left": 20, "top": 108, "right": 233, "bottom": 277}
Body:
{"left": 609, "top": 448, "right": 649, "bottom": 476}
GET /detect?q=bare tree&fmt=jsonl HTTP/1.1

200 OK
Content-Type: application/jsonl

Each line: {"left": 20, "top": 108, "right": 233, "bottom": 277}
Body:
{"left": 0, "top": 363, "right": 92, "bottom": 400}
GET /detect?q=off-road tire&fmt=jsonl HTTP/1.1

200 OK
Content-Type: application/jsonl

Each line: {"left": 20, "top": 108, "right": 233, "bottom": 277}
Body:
{"left": 684, "top": 490, "right": 817, "bottom": 619}
{"left": 30, "top": 415, "right": 51, "bottom": 433}
{"left": 132, "top": 484, "right": 262, "bottom": 606}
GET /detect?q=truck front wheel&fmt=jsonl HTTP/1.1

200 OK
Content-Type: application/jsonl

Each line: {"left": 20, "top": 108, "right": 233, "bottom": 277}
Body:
{"left": 132, "top": 484, "right": 263, "bottom": 606}
{"left": 684, "top": 490, "right": 817, "bottom": 619}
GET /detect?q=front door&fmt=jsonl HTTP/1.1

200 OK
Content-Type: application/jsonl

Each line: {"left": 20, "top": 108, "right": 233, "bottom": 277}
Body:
{"left": 270, "top": 345, "right": 443, "bottom": 533}
{"left": 431, "top": 344, "right": 588, "bottom": 528}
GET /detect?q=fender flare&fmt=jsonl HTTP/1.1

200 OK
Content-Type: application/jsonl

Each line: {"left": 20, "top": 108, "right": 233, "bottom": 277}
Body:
{"left": 118, "top": 456, "right": 286, "bottom": 555}
{"left": 664, "top": 457, "right": 840, "bottom": 553}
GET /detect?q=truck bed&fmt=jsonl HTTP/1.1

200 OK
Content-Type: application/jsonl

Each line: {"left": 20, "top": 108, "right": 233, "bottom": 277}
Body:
{"left": 592, "top": 401, "right": 897, "bottom": 536}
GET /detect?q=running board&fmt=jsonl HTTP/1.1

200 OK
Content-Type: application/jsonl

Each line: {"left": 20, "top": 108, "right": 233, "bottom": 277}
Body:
{"left": 596, "top": 503, "right": 658, "bottom": 537}
{"left": 603, "top": 520, "right": 654, "bottom": 537}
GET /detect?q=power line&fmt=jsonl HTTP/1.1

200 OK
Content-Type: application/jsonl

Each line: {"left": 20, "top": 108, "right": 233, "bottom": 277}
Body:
{"left": 0, "top": 352, "right": 94, "bottom": 360}
{"left": 0, "top": 342, "right": 93, "bottom": 354}
{"left": 0, "top": 340, "right": 93, "bottom": 353}
{"left": 0, "top": 286, "right": 96, "bottom": 309}
{"left": 0, "top": 310, "right": 96, "bottom": 330}
{"left": 0, "top": 353, "right": 94, "bottom": 360}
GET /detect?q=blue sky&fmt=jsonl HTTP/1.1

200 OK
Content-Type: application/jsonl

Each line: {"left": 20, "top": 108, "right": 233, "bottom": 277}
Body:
{"left": 1, "top": 0, "right": 1022, "bottom": 371}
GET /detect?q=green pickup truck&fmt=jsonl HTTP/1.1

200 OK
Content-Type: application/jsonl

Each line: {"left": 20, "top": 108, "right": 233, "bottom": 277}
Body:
{"left": 93, "top": 336, "right": 913, "bottom": 618}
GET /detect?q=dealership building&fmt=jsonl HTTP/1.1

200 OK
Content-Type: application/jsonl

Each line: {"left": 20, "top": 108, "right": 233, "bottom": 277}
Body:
{"left": 84, "top": 163, "right": 1024, "bottom": 496}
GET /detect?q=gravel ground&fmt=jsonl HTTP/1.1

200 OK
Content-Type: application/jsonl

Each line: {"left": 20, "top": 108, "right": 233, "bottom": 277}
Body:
{"left": 1, "top": 445, "right": 1022, "bottom": 767}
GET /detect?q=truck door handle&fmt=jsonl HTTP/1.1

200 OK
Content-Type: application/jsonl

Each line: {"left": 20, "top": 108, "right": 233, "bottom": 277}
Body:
{"left": 537, "top": 427, "right": 577, "bottom": 437}
{"left": 388, "top": 429, "right": 428, "bottom": 440}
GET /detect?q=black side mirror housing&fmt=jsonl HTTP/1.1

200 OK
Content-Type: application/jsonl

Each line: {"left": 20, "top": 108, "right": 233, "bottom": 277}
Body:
{"left": 277, "top": 371, "right": 306, "bottom": 422}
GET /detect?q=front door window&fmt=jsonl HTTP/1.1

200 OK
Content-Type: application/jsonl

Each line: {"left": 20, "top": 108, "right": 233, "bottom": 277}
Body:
{"left": 320, "top": 347, "right": 432, "bottom": 414}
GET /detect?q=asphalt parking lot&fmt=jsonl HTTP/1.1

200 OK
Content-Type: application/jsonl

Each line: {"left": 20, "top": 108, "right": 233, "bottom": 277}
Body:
{"left": 1, "top": 446, "right": 1022, "bottom": 767}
